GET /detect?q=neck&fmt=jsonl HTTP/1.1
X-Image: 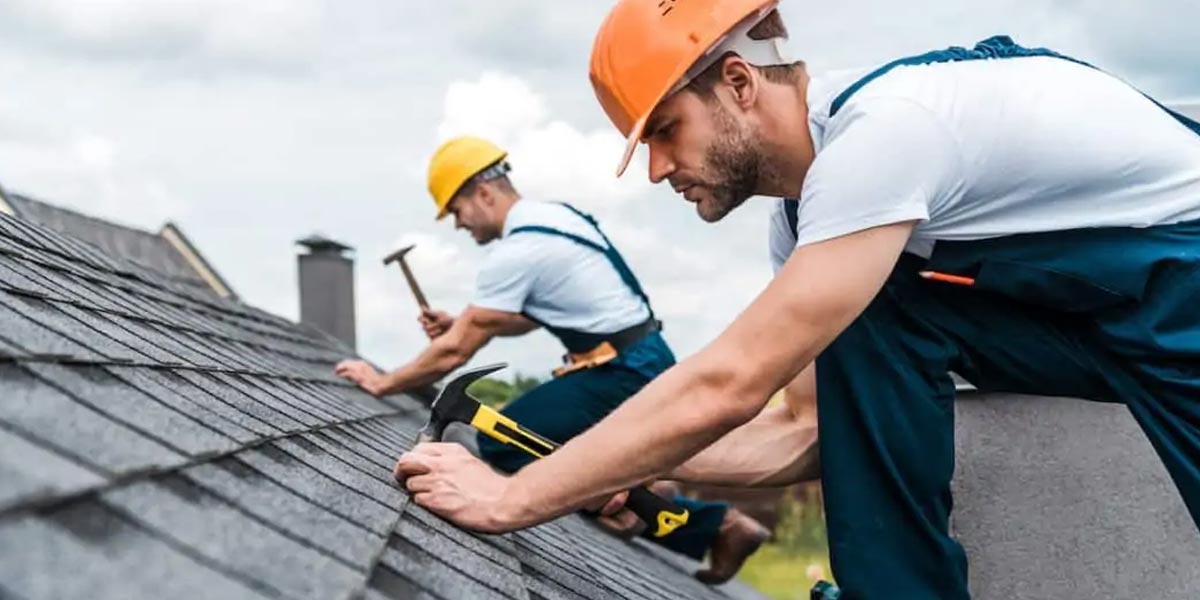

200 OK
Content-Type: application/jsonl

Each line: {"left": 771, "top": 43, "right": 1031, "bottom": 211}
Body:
{"left": 753, "top": 67, "right": 815, "bottom": 198}
{"left": 494, "top": 192, "right": 521, "bottom": 233}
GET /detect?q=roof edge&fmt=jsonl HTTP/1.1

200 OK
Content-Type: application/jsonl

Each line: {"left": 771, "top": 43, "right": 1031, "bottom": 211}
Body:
{"left": 0, "top": 182, "right": 13, "bottom": 216}
{"left": 159, "top": 222, "right": 239, "bottom": 300}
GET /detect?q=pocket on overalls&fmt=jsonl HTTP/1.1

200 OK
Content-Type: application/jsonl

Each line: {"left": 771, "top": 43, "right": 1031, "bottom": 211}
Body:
{"left": 973, "top": 259, "right": 1135, "bottom": 313}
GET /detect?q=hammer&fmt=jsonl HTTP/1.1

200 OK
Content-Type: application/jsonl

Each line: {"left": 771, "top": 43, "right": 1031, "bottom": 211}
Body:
{"left": 417, "top": 363, "right": 691, "bottom": 538}
{"left": 383, "top": 244, "right": 429, "bottom": 311}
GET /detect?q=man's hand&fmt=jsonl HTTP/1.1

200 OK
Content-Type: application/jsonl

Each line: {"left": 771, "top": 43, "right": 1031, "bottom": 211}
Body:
{"left": 335, "top": 360, "right": 385, "bottom": 396}
{"left": 394, "top": 442, "right": 528, "bottom": 533}
{"left": 418, "top": 309, "right": 455, "bottom": 340}
{"left": 592, "top": 491, "right": 644, "bottom": 538}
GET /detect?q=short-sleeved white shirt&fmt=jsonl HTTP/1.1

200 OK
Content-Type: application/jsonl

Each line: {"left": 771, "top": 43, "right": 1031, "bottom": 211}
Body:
{"left": 769, "top": 56, "right": 1200, "bottom": 271}
{"left": 474, "top": 200, "right": 650, "bottom": 333}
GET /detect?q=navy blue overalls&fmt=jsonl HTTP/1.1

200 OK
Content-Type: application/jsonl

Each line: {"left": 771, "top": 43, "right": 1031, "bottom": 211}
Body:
{"left": 475, "top": 203, "right": 730, "bottom": 560}
{"left": 799, "top": 37, "right": 1200, "bottom": 599}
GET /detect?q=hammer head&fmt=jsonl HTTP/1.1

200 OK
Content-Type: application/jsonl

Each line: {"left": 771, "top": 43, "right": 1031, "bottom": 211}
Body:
{"left": 416, "top": 363, "right": 507, "bottom": 444}
{"left": 382, "top": 244, "right": 415, "bottom": 266}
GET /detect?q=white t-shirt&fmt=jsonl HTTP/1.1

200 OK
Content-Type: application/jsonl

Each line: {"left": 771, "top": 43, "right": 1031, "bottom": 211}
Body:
{"left": 769, "top": 56, "right": 1200, "bottom": 270}
{"left": 473, "top": 200, "right": 651, "bottom": 333}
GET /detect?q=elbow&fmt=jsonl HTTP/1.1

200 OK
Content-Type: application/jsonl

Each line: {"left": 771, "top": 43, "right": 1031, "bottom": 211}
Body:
{"left": 436, "top": 345, "right": 471, "bottom": 372}
{"left": 690, "top": 357, "right": 768, "bottom": 432}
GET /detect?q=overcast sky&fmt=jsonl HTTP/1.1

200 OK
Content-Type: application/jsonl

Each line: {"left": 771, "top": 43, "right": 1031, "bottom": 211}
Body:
{"left": 1, "top": 0, "right": 1197, "bottom": 380}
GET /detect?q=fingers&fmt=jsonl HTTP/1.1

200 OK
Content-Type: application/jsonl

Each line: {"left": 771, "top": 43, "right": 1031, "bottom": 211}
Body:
{"left": 393, "top": 442, "right": 464, "bottom": 481}
{"left": 599, "top": 491, "right": 630, "bottom": 517}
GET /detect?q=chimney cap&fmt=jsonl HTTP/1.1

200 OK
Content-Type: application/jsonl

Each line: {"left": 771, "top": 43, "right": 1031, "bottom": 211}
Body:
{"left": 297, "top": 233, "right": 353, "bottom": 256}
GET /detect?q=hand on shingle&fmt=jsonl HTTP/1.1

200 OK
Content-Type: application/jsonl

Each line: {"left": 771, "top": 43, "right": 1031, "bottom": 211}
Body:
{"left": 395, "top": 442, "right": 522, "bottom": 533}
{"left": 334, "top": 359, "right": 385, "bottom": 396}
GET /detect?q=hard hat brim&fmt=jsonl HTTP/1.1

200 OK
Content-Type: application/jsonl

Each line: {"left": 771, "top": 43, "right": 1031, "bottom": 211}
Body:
{"left": 615, "top": 113, "right": 648, "bottom": 177}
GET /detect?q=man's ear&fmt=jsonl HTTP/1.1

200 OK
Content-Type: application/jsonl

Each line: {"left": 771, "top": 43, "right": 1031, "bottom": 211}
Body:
{"left": 720, "top": 56, "right": 758, "bottom": 111}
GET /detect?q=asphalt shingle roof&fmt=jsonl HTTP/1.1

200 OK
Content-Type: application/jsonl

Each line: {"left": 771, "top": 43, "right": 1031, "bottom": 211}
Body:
{"left": 4, "top": 192, "right": 236, "bottom": 299}
{"left": 0, "top": 211, "right": 766, "bottom": 600}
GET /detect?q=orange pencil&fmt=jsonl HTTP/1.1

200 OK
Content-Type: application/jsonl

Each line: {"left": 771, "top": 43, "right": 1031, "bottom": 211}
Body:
{"left": 919, "top": 270, "right": 977, "bottom": 286}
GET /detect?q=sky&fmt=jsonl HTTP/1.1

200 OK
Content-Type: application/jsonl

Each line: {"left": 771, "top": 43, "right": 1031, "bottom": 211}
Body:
{"left": 1, "top": 0, "right": 1197, "bottom": 381}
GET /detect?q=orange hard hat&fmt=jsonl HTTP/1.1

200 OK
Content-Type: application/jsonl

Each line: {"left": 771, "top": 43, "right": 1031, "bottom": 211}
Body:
{"left": 590, "top": 0, "right": 783, "bottom": 176}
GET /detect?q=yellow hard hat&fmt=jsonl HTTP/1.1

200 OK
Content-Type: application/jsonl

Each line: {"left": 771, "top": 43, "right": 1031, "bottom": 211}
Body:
{"left": 426, "top": 136, "right": 508, "bottom": 220}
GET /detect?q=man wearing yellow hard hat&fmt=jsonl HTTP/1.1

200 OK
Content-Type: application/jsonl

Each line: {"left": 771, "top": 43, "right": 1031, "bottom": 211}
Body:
{"left": 395, "top": 0, "right": 1200, "bottom": 598}
{"left": 335, "top": 135, "right": 768, "bottom": 582}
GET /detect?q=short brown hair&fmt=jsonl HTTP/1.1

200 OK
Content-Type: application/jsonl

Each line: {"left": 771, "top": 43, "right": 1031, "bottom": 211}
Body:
{"left": 685, "top": 10, "right": 804, "bottom": 94}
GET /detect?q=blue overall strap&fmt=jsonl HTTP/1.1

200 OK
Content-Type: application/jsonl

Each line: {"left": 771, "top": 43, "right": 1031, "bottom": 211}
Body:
{"left": 510, "top": 203, "right": 657, "bottom": 319}
{"left": 783, "top": 198, "right": 800, "bottom": 242}
{"left": 829, "top": 35, "right": 1200, "bottom": 137}
{"left": 782, "top": 36, "right": 1200, "bottom": 244}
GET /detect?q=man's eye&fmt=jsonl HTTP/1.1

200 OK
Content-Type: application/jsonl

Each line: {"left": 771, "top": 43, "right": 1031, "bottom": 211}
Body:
{"left": 657, "top": 123, "right": 676, "bottom": 140}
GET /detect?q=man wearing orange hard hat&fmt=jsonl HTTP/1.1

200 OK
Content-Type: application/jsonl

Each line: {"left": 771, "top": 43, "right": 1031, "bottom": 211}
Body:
{"left": 338, "top": 135, "right": 769, "bottom": 583}
{"left": 396, "top": 1, "right": 1200, "bottom": 598}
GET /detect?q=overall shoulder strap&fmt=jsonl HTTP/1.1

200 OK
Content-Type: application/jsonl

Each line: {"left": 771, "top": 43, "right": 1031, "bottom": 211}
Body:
{"left": 829, "top": 35, "right": 1200, "bottom": 138}
{"left": 511, "top": 203, "right": 656, "bottom": 319}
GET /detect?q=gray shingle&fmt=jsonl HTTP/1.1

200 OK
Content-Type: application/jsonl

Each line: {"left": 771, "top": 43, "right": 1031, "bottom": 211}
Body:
{"left": 127, "top": 368, "right": 279, "bottom": 437}
{"left": 513, "top": 528, "right": 621, "bottom": 600}
{"left": 54, "top": 304, "right": 184, "bottom": 365}
{"left": 376, "top": 536, "right": 517, "bottom": 600}
{"left": 0, "top": 502, "right": 271, "bottom": 600}
{"left": 24, "top": 363, "right": 238, "bottom": 458}
{"left": 406, "top": 505, "right": 520, "bottom": 570}
{"left": 105, "top": 476, "right": 366, "bottom": 599}
{"left": 0, "top": 426, "right": 105, "bottom": 510}
{"left": 0, "top": 294, "right": 143, "bottom": 363}
{"left": 395, "top": 513, "right": 527, "bottom": 598}
{"left": 183, "top": 458, "right": 384, "bottom": 569}
{"left": 209, "top": 371, "right": 332, "bottom": 426}
{"left": 0, "top": 255, "right": 56, "bottom": 297}
{"left": 249, "top": 375, "right": 366, "bottom": 422}
{"left": 363, "top": 586, "right": 440, "bottom": 600}
{"left": 0, "top": 363, "right": 181, "bottom": 475}
{"left": 342, "top": 421, "right": 411, "bottom": 459}
{"left": 107, "top": 367, "right": 261, "bottom": 444}
{"left": 272, "top": 438, "right": 408, "bottom": 508}
{"left": 323, "top": 427, "right": 398, "bottom": 470}
{"left": 103, "top": 313, "right": 218, "bottom": 368}
{"left": 300, "top": 431, "right": 393, "bottom": 479}
{"left": 0, "top": 336, "right": 26, "bottom": 358}
{"left": 175, "top": 370, "right": 304, "bottom": 432}
{"left": 172, "top": 330, "right": 246, "bottom": 371}
{"left": 235, "top": 445, "right": 400, "bottom": 536}
{"left": 0, "top": 294, "right": 99, "bottom": 359}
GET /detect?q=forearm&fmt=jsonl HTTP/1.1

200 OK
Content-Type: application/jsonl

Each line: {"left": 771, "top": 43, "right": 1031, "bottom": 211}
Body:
{"left": 501, "top": 346, "right": 793, "bottom": 527}
{"left": 669, "top": 404, "right": 819, "bottom": 487}
{"left": 494, "top": 223, "right": 912, "bottom": 529}
{"left": 375, "top": 339, "right": 469, "bottom": 395}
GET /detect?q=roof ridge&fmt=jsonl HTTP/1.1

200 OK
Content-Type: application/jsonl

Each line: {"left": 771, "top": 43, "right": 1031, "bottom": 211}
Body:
{"left": 7, "top": 192, "right": 165, "bottom": 240}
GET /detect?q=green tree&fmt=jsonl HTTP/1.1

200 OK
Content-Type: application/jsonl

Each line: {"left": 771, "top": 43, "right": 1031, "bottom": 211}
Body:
{"left": 467, "top": 372, "right": 545, "bottom": 409}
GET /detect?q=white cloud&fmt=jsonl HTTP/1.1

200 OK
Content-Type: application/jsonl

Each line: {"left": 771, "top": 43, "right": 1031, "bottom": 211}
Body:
{"left": 436, "top": 72, "right": 653, "bottom": 212}
{"left": 0, "top": 0, "right": 323, "bottom": 70}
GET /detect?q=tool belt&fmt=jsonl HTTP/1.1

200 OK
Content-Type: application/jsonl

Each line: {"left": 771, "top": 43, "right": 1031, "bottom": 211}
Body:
{"left": 552, "top": 318, "right": 660, "bottom": 378}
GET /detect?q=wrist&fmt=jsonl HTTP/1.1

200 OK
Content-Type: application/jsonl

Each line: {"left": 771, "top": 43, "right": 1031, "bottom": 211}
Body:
{"left": 496, "top": 473, "right": 537, "bottom": 530}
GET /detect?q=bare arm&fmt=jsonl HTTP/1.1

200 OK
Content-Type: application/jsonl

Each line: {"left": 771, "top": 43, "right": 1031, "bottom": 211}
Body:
{"left": 336, "top": 306, "right": 537, "bottom": 396}
{"left": 396, "top": 222, "right": 914, "bottom": 532}
{"left": 668, "top": 365, "right": 819, "bottom": 487}
{"left": 495, "top": 222, "right": 913, "bottom": 526}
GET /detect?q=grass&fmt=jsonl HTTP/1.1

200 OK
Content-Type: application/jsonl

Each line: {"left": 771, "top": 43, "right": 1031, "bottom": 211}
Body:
{"left": 738, "top": 483, "right": 833, "bottom": 600}
{"left": 740, "top": 545, "right": 832, "bottom": 600}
